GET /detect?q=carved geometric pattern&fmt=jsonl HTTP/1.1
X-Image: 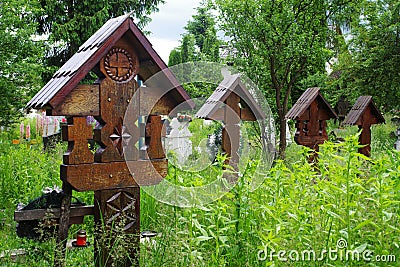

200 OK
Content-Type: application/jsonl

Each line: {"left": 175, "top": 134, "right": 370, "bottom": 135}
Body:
{"left": 106, "top": 191, "right": 137, "bottom": 231}
{"left": 104, "top": 48, "right": 138, "bottom": 82}
{"left": 109, "top": 117, "right": 133, "bottom": 156}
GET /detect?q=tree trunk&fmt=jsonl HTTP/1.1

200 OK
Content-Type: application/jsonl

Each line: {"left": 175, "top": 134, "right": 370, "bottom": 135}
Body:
{"left": 278, "top": 115, "right": 287, "bottom": 159}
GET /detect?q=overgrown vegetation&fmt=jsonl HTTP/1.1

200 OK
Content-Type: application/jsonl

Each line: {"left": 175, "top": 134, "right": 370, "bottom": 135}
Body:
{"left": 0, "top": 118, "right": 399, "bottom": 266}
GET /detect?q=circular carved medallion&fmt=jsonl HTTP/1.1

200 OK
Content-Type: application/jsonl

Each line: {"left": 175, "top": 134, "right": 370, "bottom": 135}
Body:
{"left": 104, "top": 48, "right": 138, "bottom": 82}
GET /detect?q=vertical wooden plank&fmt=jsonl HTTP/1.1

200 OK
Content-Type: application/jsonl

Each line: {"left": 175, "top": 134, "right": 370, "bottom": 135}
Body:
{"left": 222, "top": 94, "right": 241, "bottom": 183}
{"left": 223, "top": 94, "right": 241, "bottom": 163}
{"left": 54, "top": 182, "right": 73, "bottom": 267}
{"left": 94, "top": 78, "right": 139, "bottom": 162}
{"left": 308, "top": 101, "right": 319, "bottom": 137}
{"left": 359, "top": 116, "right": 372, "bottom": 157}
{"left": 145, "top": 115, "right": 165, "bottom": 159}
{"left": 94, "top": 187, "right": 140, "bottom": 267}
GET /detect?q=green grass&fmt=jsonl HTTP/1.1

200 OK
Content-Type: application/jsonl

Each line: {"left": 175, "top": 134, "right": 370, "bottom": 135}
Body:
{"left": 0, "top": 119, "right": 399, "bottom": 266}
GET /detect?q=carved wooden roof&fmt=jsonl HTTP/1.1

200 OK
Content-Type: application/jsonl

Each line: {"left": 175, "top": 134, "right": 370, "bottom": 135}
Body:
{"left": 286, "top": 87, "right": 337, "bottom": 120}
{"left": 195, "top": 73, "right": 266, "bottom": 120}
{"left": 342, "top": 96, "right": 385, "bottom": 126}
{"left": 27, "top": 13, "right": 192, "bottom": 110}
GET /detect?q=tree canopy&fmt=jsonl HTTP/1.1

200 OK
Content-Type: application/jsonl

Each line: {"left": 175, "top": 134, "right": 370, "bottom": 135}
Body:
{"left": 168, "top": 5, "right": 221, "bottom": 66}
{"left": 213, "top": 0, "right": 354, "bottom": 157}
{"left": 37, "top": 0, "right": 165, "bottom": 74}
{"left": 168, "top": 5, "right": 222, "bottom": 98}
{"left": 344, "top": 0, "right": 400, "bottom": 111}
{"left": 0, "top": 0, "right": 45, "bottom": 126}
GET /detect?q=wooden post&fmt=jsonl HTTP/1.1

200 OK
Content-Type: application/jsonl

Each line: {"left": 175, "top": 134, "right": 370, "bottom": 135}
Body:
{"left": 359, "top": 122, "right": 372, "bottom": 157}
{"left": 25, "top": 15, "right": 193, "bottom": 267}
{"left": 54, "top": 182, "right": 72, "bottom": 267}
{"left": 222, "top": 94, "right": 241, "bottom": 184}
{"left": 343, "top": 96, "right": 385, "bottom": 157}
{"left": 286, "top": 88, "right": 338, "bottom": 162}
{"left": 94, "top": 187, "right": 140, "bottom": 267}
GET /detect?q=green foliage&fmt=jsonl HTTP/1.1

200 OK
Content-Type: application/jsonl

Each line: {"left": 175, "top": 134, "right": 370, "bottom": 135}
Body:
{"left": 36, "top": 0, "right": 165, "bottom": 74}
{"left": 138, "top": 131, "right": 400, "bottom": 266}
{"left": 0, "top": 0, "right": 45, "bottom": 126}
{"left": 167, "top": 5, "right": 223, "bottom": 99}
{"left": 213, "top": 0, "right": 355, "bottom": 157}
{"left": 344, "top": 0, "right": 400, "bottom": 111}
{"left": 0, "top": 121, "right": 399, "bottom": 266}
{"left": 168, "top": 5, "right": 222, "bottom": 66}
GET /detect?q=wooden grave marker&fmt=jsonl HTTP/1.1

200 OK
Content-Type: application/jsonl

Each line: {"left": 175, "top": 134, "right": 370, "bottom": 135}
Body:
{"left": 286, "top": 87, "right": 337, "bottom": 159}
{"left": 196, "top": 73, "right": 266, "bottom": 182}
{"left": 343, "top": 96, "right": 385, "bottom": 157}
{"left": 25, "top": 13, "right": 193, "bottom": 267}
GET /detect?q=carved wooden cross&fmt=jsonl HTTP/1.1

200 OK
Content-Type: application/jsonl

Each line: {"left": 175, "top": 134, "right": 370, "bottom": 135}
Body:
{"left": 62, "top": 117, "right": 94, "bottom": 165}
{"left": 26, "top": 15, "right": 193, "bottom": 267}
{"left": 108, "top": 51, "right": 131, "bottom": 77}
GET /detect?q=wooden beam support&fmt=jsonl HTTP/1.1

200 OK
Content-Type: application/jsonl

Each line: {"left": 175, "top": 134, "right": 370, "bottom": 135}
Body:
{"left": 145, "top": 115, "right": 165, "bottom": 159}
{"left": 61, "top": 159, "right": 167, "bottom": 191}
{"left": 14, "top": 205, "right": 94, "bottom": 222}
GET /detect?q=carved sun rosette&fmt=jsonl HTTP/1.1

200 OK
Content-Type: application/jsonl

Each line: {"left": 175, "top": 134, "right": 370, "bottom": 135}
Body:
{"left": 104, "top": 48, "right": 138, "bottom": 82}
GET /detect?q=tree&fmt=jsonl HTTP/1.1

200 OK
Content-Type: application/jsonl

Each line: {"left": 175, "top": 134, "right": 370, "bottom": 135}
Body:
{"left": 36, "top": 0, "right": 165, "bottom": 73}
{"left": 0, "top": 0, "right": 45, "bottom": 126}
{"left": 168, "top": 5, "right": 222, "bottom": 98}
{"left": 169, "top": 5, "right": 221, "bottom": 66}
{"left": 185, "top": 5, "right": 221, "bottom": 61}
{"left": 213, "top": 0, "right": 358, "bottom": 158}
{"left": 345, "top": 0, "right": 400, "bottom": 111}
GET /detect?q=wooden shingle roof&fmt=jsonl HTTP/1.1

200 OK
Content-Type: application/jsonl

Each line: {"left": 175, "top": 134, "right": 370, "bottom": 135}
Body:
{"left": 27, "top": 13, "right": 192, "bottom": 110}
{"left": 286, "top": 87, "right": 337, "bottom": 120}
{"left": 195, "top": 73, "right": 266, "bottom": 120}
{"left": 342, "top": 96, "right": 385, "bottom": 126}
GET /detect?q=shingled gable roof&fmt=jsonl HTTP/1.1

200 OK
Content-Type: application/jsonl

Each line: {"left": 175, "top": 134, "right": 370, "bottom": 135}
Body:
{"left": 195, "top": 73, "right": 266, "bottom": 120}
{"left": 27, "top": 13, "right": 192, "bottom": 110}
{"left": 342, "top": 96, "right": 385, "bottom": 126}
{"left": 286, "top": 87, "right": 337, "bottom": 120}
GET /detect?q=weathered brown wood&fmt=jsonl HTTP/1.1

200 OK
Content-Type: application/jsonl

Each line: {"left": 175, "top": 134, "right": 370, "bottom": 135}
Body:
{"left": 196, "top": 75, "right": 266, "bottom": 121}
{"left": 25, "top": 14, "right": 195, "bottom": 267}
{"left": 27, "top": 15, "right": 193, "bottom": 110}
{"left": 359, "top": 107, "right": 372, "bottom": 157}
{"left": 47, "top": 20, "right": 131, "bottom": 110}
{"left": 62, "top": 117, "right": 94, "bottom": 165}
{"left": 145, "top": 115, "right": 165, "bottom": 159}
{"left": 240, "top": 105, "right": 256, "bottom": 121}
{"left": 54, "top": 182, "right": 72, "bottom": 267}
{"left": 208, "top": 107, "right": 225, "bottom": 121}
{"left": 343, "top": 96, "right": 385, "bottom": 157}
{"left": 14, "top": 205, "right": 94, "bottom": 222}
{"left": 286, "top": 87, "right": 337, "bottom": 121}
{"left": 94, "top": 78, "right": 139, "bottom": 162}
{"left": 94, "top": 187, "right": 140, "bottom": 267}
{"left": 223, "top": 94, "right": 241, "bottom": 179}
{"left": 318, "top": 99, "right": 337, "bottom": 121}
{"left": 61, "top": 159, "right": 167, "bottom": 191}
{"left": 287, "top": 88, "right": 337, "bottom": 152}
{"left": 309, "top": 102, "right": 319, "bottom": 136}
{"left": 140, "top": 87, "right": 177, "bottom": 115}
{"left": 51, "top": 84, "right": 99, "bottom": 116}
